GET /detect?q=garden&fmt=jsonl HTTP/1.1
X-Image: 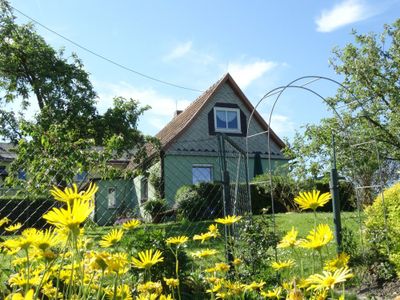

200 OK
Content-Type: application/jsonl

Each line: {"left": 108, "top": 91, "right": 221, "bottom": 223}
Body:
{"left": 0, "top": 180, "right": 399, "bottom": 299}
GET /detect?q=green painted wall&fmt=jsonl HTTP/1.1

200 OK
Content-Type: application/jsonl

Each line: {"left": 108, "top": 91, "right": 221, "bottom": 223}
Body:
{"left": 94, "top": 179, "right": 138, "bottom": 226}
{"left": 163, "top": 154, "right": 287, "bottom": 204}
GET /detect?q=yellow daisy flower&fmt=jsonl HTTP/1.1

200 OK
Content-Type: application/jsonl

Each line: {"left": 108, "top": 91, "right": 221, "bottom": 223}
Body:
{"left": 215, "top": 215, "right": 242, "bottom": 225}
{"left": 191, "top": 248, "right": 218, "bottom": 258}
{"left": 193, "top": 232, "right": 214, "bottom": 243}
{"left": 122, "top": 219, "right": 141, "bottom": 230}
{"left": 8, "top": 289, "right": 34, "bottom": 300}
{"left": 165, "top": 235, "right": 189, "bottom": 246}
{"left": 307, "top": 267, "right": 353, "bottom": 290}
{"left": 214, "top": 262, "right": 230, "bottom": 272}
{"left": 324, "top": 252, "right": 350, "bottom": 272}
{"left": 105, "top": 252, "right": 129, "bottom": 275}
{"left": 34, "top": 229, "right": 60, "bottom": 251}
{"left": 261, "top": 287, "right": 282, "bottom": 299}
{"left": 99, "top": 229, "right": 124, "bottom": 248}
{"left": 50, "top": 182, "right": 98, "bottom": 204}
{"left": 43, "top": 199, "right": 94, "bottom": 234}
{"left": 104, "top": 284, "right": 132, "bottom": 300}
{"left": 232, "top": 258, "right": 242, "bottom": 266}
{"left": 244, "top": 280, "right": 265, "bottom": 291}
{"left": 294, "top": 190, "right": 331, "bottom": 211}
{"left": 131, "top": 249, "right": 164, "bottom": 269}
{"left": 5, "top": 222, "right": 22, "bottom": 232}
{"left": 164, "top": 277, "right": 179, "bottom": 288}
{"left": 271, "top": 259, "right": 295, "bottom": 271}
{"left": 159, "top": 295, "right": 173, "bottom": 300}
{"left": 277, "top": 227, "right": 299, "bottom": 248}
{"left": 208, "top": 224, "right": 220, "bottom": 237}
{"left": 299, "top": 224, "right": 333, "bottom": 251}
{"left": 0, "top": 216, "right": 11, "bottom": 227}
{"left": 137, "top": 281, "right": 162, "bottom": 295}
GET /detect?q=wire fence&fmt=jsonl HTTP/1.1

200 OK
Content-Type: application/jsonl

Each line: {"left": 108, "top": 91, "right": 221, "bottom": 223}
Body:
{"left": 0, "top": 134, "right": 251, "bottom": 239}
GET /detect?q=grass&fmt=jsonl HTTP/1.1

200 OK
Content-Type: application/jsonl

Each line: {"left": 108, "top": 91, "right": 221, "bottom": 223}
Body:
{"left": 86, "top": 211, "right": 364, "bottom": 276}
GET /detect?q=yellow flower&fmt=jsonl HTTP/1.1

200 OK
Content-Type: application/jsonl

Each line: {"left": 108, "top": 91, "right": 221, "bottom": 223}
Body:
{"left": 104, "top": 284, "right": 132, "bottom": 300}
{"left": 122, "top": 219, "right": 141, "bottom": 230}
{"left": 136, "top": 293, "right": 158, "bottom": 300}
{"left": 214, "top": 262, "right": 230, "bottom": 272}
{"left": 105, "top": 252, "right": 129, "bottom": 275}
{"left": 299, "top": 224, "right": 333, "bottom": 251}
{"left": 50, "top": 182, "right": 98, "bottom": 204}
{"left": 159, "top": 295, "right": 173, "bottom": 300}
{"left": 132, "top": 249, "right": 164, "bottom": 269}
{"left": 232, "top": 258, "right": 242, "bottom": 266}
{"left": 271, "top": 259, "right": 295, "bottom": 271}
{"left": 244, "top": 280, "right": 265, "bottom": 291}
{"left": 277, "top": 227, "right": 299, "bottom": 248}
{"left": 99, "top": 228, "right": 124, "bottom": 248}
{"left": 215, "top": 215, "right": 242, "bottom": 225}
{"left": 191, "top": 248, "right": 218, "bottom": 258}
{"left": 261, "top": 287, "right": 282, "bottom": 299}
{"left": 137, "top": 281, "right": 162, "bottom": 295}
{"left": 164, "top": 277, "right": 179, "bottom": 288}
{"left": 5, "top": 222, "right": 22, "bottom": 232}
{"left": 34, "top": 229, "right": 60, "bottom": 251}
{"left": 9, "top": 270, "right": 42, "bottom": 288}
{"left": 307, "top": 267, "right": 353, "bottom": 291}
{"left": 8, "top": 289, "right": 34, "bottom": 300}
{"left": 87, "top": 251, "right": 110, "bottom": 271}
{"left": 324, "top": 252, "right": 350, "bottom": 272}
{"left": 193, "top": 232, "right": 214, "bottom": 243}
{"left": 208, "top": 224, "right": 220, "bottom": 237}
{"left": 0, "top": 217, "right": 11, "bottom": 227}
{"left": 294, "top": 190, "right": 331, "bottom": 211}
{"left": 41, "top": 282, "right": 63, "bottom": 299}
{"left": 287, "top": 288, "right": 304, "bottom": 300}
{"left": 166, "top": 235, "right": 189, "bottom": 246}
{"left": 43, "top": 198, "right": 94, "bottom": 234}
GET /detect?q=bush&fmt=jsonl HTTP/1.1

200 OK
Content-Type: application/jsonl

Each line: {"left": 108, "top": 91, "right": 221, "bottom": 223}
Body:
{"left": 251, "top": 175, "right": 356, "bottom": 215}
{"left": 365, "top": 182, "right": 400, "bottom": 275}
{"left": 175, "top": 183, "right": 223, "bottom": 221}
{"left": 142, "top": 198, "right": 168, "bottom": 223}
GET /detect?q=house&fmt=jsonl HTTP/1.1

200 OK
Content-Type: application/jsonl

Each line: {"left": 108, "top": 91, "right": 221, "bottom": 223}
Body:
{"left": 135, "top": 73, "right": 287, "bottom": 209}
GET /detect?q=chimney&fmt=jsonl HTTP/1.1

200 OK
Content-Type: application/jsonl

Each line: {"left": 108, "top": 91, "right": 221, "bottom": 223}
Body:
{"left": 174, "top": 110, "right": 183, "bottom": 117}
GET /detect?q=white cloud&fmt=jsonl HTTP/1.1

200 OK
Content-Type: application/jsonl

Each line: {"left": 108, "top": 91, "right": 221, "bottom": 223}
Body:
{"left": 316, "top": 0, "right": 375, "bottom": 32}
{"left": 268, "top": 114, "right": 296, "bottom": 138}
{"left": 94, "top": 81, "right": 191, "bottom": 134}
{"left": 164, "top": 41, "right": 193, "bottom": 61}
{"left": 227, "top": 60, "right": 278, "bottom": 89}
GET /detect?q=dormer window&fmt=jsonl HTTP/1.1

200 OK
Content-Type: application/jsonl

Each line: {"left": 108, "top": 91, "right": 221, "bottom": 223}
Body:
{"left": 214, "top": 107, "right": 241, "bottom": 133}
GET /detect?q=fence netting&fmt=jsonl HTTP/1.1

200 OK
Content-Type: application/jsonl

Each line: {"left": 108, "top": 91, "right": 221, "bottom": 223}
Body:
{"left": 0, "top": 134, "right": 251, "bottom": 239}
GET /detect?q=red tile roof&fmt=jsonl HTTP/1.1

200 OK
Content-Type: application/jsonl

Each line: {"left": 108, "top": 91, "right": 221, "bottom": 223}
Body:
{"left": 156, "top": 73, "right": 286, "bottom": 151}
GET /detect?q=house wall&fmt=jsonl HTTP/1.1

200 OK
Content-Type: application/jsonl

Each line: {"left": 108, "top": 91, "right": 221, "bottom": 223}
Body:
{"left": 166, "top": 81, "right": 284, "bottom": 159}
{"left": 94, "top": 179, "right": 138, "bottom": 226}
{"left": 163, "top": 154, "right": 287, "bottom": 204}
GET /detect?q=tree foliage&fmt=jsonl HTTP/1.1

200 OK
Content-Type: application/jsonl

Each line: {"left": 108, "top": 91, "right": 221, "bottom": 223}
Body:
{"left": 286, "top": 19, "right": 400, "bottom": 204}
{"left": 0, "top": 0, "right": 155, "bottom": 193}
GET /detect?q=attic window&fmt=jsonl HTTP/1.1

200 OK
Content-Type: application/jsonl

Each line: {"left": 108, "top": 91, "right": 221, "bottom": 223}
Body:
{"left": 214, "top": 107, "right": 241, "bottom": 133}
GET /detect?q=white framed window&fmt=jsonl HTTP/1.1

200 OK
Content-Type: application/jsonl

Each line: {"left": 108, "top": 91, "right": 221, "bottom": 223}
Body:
{"left": 108, "top": 187, "right": 116, "bottom": 209}
{"left": 192, "top": 164, "right": 213, "bottom": 184}
{"left": 214, "top": 107, "right": 241, "bottom": 133}
{"left": 140, "top": 177, "right": 148, "bottom": 202}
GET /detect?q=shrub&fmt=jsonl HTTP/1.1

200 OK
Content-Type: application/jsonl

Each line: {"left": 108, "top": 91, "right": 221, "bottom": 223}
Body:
{"left": 175, "top": 183, "right": 223, "bottom": 221}
{"left": 365, "top": 182, "right": 400, "bottom": 275}
{"left": 142, "top": 198, "right": 168, "bottom": 223}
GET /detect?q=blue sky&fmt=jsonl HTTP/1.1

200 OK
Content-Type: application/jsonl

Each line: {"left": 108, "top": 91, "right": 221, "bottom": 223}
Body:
{"left": 8, "top": 0, "right": 400, "bottom": 141}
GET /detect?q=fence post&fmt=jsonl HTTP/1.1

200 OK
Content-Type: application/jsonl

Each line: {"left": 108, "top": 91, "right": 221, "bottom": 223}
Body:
{"left": 217, "top": 134, "right": 234, "bottom": 266}
{"left": 330, "top": 133, "right": 342, "bottom": 253}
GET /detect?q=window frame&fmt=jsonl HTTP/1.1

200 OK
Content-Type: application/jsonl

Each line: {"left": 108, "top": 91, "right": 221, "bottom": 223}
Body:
{"left": 107, "top": 187, "right": 117, "bottom": 209}
{"left": 213, "top": 107, "right": 241, "bottom": 133}
{"left": 192, "top": 164, "right": 213, "bottom": 184}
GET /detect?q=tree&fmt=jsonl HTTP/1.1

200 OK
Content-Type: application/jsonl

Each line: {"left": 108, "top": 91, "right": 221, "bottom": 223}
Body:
{"left": 0, "top": 0, "right": 154, "bottom": 193}
{"left": 286, "top": 19, "right": 400, "bottom": 204}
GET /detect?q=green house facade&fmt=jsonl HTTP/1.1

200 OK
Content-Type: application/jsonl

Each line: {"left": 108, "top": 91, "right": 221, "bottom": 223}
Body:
{"left": 155, "top": 73, "right": 287, "bottom": 205}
